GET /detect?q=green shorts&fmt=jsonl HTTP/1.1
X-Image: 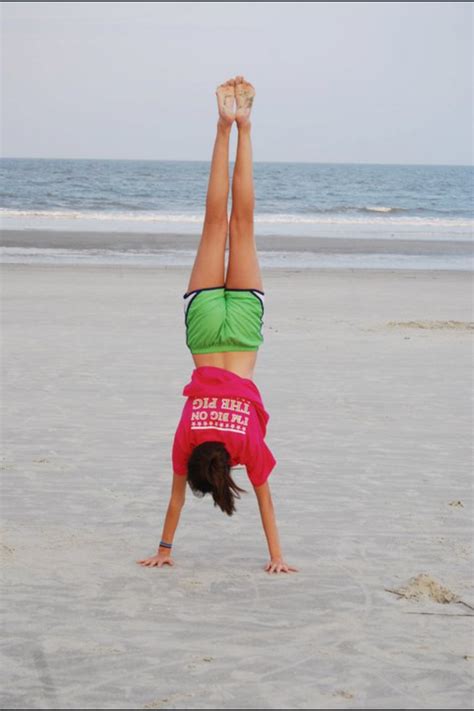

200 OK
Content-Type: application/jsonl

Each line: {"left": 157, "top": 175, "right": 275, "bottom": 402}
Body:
{"left": 183, "top": 286, "right": 265, "bottom": 354}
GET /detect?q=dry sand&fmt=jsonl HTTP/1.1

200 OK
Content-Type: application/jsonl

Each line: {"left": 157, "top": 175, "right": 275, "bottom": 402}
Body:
{"left": 1, "top": 263, "right": 473, "bottom": 709}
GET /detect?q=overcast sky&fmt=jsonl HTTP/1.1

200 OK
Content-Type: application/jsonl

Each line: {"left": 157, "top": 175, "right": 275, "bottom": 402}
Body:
{"left": 2, "top": 2, "right": 472, "bottom": 164}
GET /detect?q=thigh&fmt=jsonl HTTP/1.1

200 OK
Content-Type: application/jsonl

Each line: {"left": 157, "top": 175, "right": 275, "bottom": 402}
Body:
{"left": 225, "top": 221, "right": 263, "bottom": 291}
{"left": 186, "top": 224, "right": 227, "bottom": 293}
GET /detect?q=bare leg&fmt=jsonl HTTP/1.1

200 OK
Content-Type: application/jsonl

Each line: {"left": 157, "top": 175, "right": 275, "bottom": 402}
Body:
{"left": 186, "top": 80, "right": 235, "bottom": 294}
{"left": 188, "top": 77, "right": 260, "bottom": 380}
{"left": 225, "top": 77, "right": 262, "bottom": 291}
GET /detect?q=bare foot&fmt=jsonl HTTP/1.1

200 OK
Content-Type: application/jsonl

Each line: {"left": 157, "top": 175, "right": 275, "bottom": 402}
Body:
{"left": 216, "top": 79, "right": 236, "bottom": 127}
{"left": 235, "top": 76, "right": 255, "bottom": 127}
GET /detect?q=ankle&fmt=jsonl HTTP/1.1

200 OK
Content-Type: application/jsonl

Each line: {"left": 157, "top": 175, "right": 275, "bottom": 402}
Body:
{"left": 217, "top": 119, "right": 233, "bottom": 135}
{"left": 237, "top": 120, "right": 252, "bottom": 134}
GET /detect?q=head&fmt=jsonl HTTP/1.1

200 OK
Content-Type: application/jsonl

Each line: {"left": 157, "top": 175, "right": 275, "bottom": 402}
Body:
{"left": 187, "top": 441, "right": 246, "bottom": 516}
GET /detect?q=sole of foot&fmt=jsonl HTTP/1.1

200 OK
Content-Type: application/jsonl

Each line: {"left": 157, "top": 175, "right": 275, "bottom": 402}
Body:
{"left": 216, "top": 79, "right": 236, "bottom": 126}
{"left": 235, "top": 76, "right": 255, "bottom": 127}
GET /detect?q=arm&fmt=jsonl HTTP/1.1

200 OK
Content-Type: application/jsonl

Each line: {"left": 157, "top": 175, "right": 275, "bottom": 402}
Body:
{"left": 253, "top": 480, "right": 298, "bottom": 573}
{"left": 136, "top": 473, "right": 187, "bottom": 568}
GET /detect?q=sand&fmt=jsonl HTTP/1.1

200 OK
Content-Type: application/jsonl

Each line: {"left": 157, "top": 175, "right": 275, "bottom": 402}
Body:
{"left": 1, "top": 263, "right": 473, "bottom": 709}
{"left": 2, "top": 228, "right": 473, "bottom": 257}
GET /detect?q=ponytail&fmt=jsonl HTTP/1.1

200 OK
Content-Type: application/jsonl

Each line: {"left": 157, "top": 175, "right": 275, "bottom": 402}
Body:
{"left": 187, "top": 441, "right": 246, "bottom": 516}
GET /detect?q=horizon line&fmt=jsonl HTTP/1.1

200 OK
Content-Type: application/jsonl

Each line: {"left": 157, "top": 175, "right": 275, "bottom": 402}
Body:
{"left": 1, "top": 156, "right": 472, "bottom": 169}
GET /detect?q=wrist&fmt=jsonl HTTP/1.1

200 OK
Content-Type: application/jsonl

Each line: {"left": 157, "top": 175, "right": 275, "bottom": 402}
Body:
{"left": 158, "top": 540, "right": 173, "bottom": 554}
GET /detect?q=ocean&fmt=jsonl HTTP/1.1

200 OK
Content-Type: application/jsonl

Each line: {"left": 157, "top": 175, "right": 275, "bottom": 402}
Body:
{"left": 1, "top": 158, "right": 472, "bottom": 270}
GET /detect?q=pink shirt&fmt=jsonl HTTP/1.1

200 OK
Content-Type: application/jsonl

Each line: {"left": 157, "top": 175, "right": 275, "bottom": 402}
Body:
{"left": 172, "top": 366, "right": 277, "bottom": 487}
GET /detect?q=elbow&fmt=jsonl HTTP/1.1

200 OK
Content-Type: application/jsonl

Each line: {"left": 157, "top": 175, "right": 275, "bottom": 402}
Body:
{"left": 170, "top": 495, "right": 185, "bottom": 510}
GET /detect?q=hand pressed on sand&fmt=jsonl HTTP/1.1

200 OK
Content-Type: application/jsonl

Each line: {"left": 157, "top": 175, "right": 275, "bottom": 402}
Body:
{"left": 137, "top": 552, "right": 174, "bottom": 568}
{"left": 265, "top": 558, "right": 299, "bottom": 574}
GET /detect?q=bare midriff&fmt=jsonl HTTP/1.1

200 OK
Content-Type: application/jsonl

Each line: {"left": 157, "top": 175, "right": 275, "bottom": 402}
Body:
{"left": 191, "top": 351, "right": 258, "bottom": 381}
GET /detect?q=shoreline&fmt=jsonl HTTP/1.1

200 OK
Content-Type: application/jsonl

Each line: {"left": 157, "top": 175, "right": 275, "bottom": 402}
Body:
{"left": 2, "top": 229, "right": 472, "bottom": 254}
{"left": 2, "top": 229, "right": 472, "bottom": 272}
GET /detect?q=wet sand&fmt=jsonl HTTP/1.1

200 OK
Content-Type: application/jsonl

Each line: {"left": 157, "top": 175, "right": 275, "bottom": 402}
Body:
{"left": 2, "top": 227, "right": 473, "bottom": 256}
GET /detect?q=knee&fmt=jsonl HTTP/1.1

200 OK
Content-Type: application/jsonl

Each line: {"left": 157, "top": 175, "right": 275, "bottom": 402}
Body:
{"left": 230, "top": 212, "right": 254, "bottom": 232}
{"left": 203, "top": 212, "right": 228, "bottom": 229}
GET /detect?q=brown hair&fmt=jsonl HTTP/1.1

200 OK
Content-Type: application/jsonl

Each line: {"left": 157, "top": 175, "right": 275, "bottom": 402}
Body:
{"left": 187, "top": 441, "right": 246, "bottom": 516}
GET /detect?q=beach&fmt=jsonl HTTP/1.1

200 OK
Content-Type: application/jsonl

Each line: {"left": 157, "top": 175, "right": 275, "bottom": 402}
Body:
{"left": 1, "top": 261, "right": 473, "bottom": 709}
